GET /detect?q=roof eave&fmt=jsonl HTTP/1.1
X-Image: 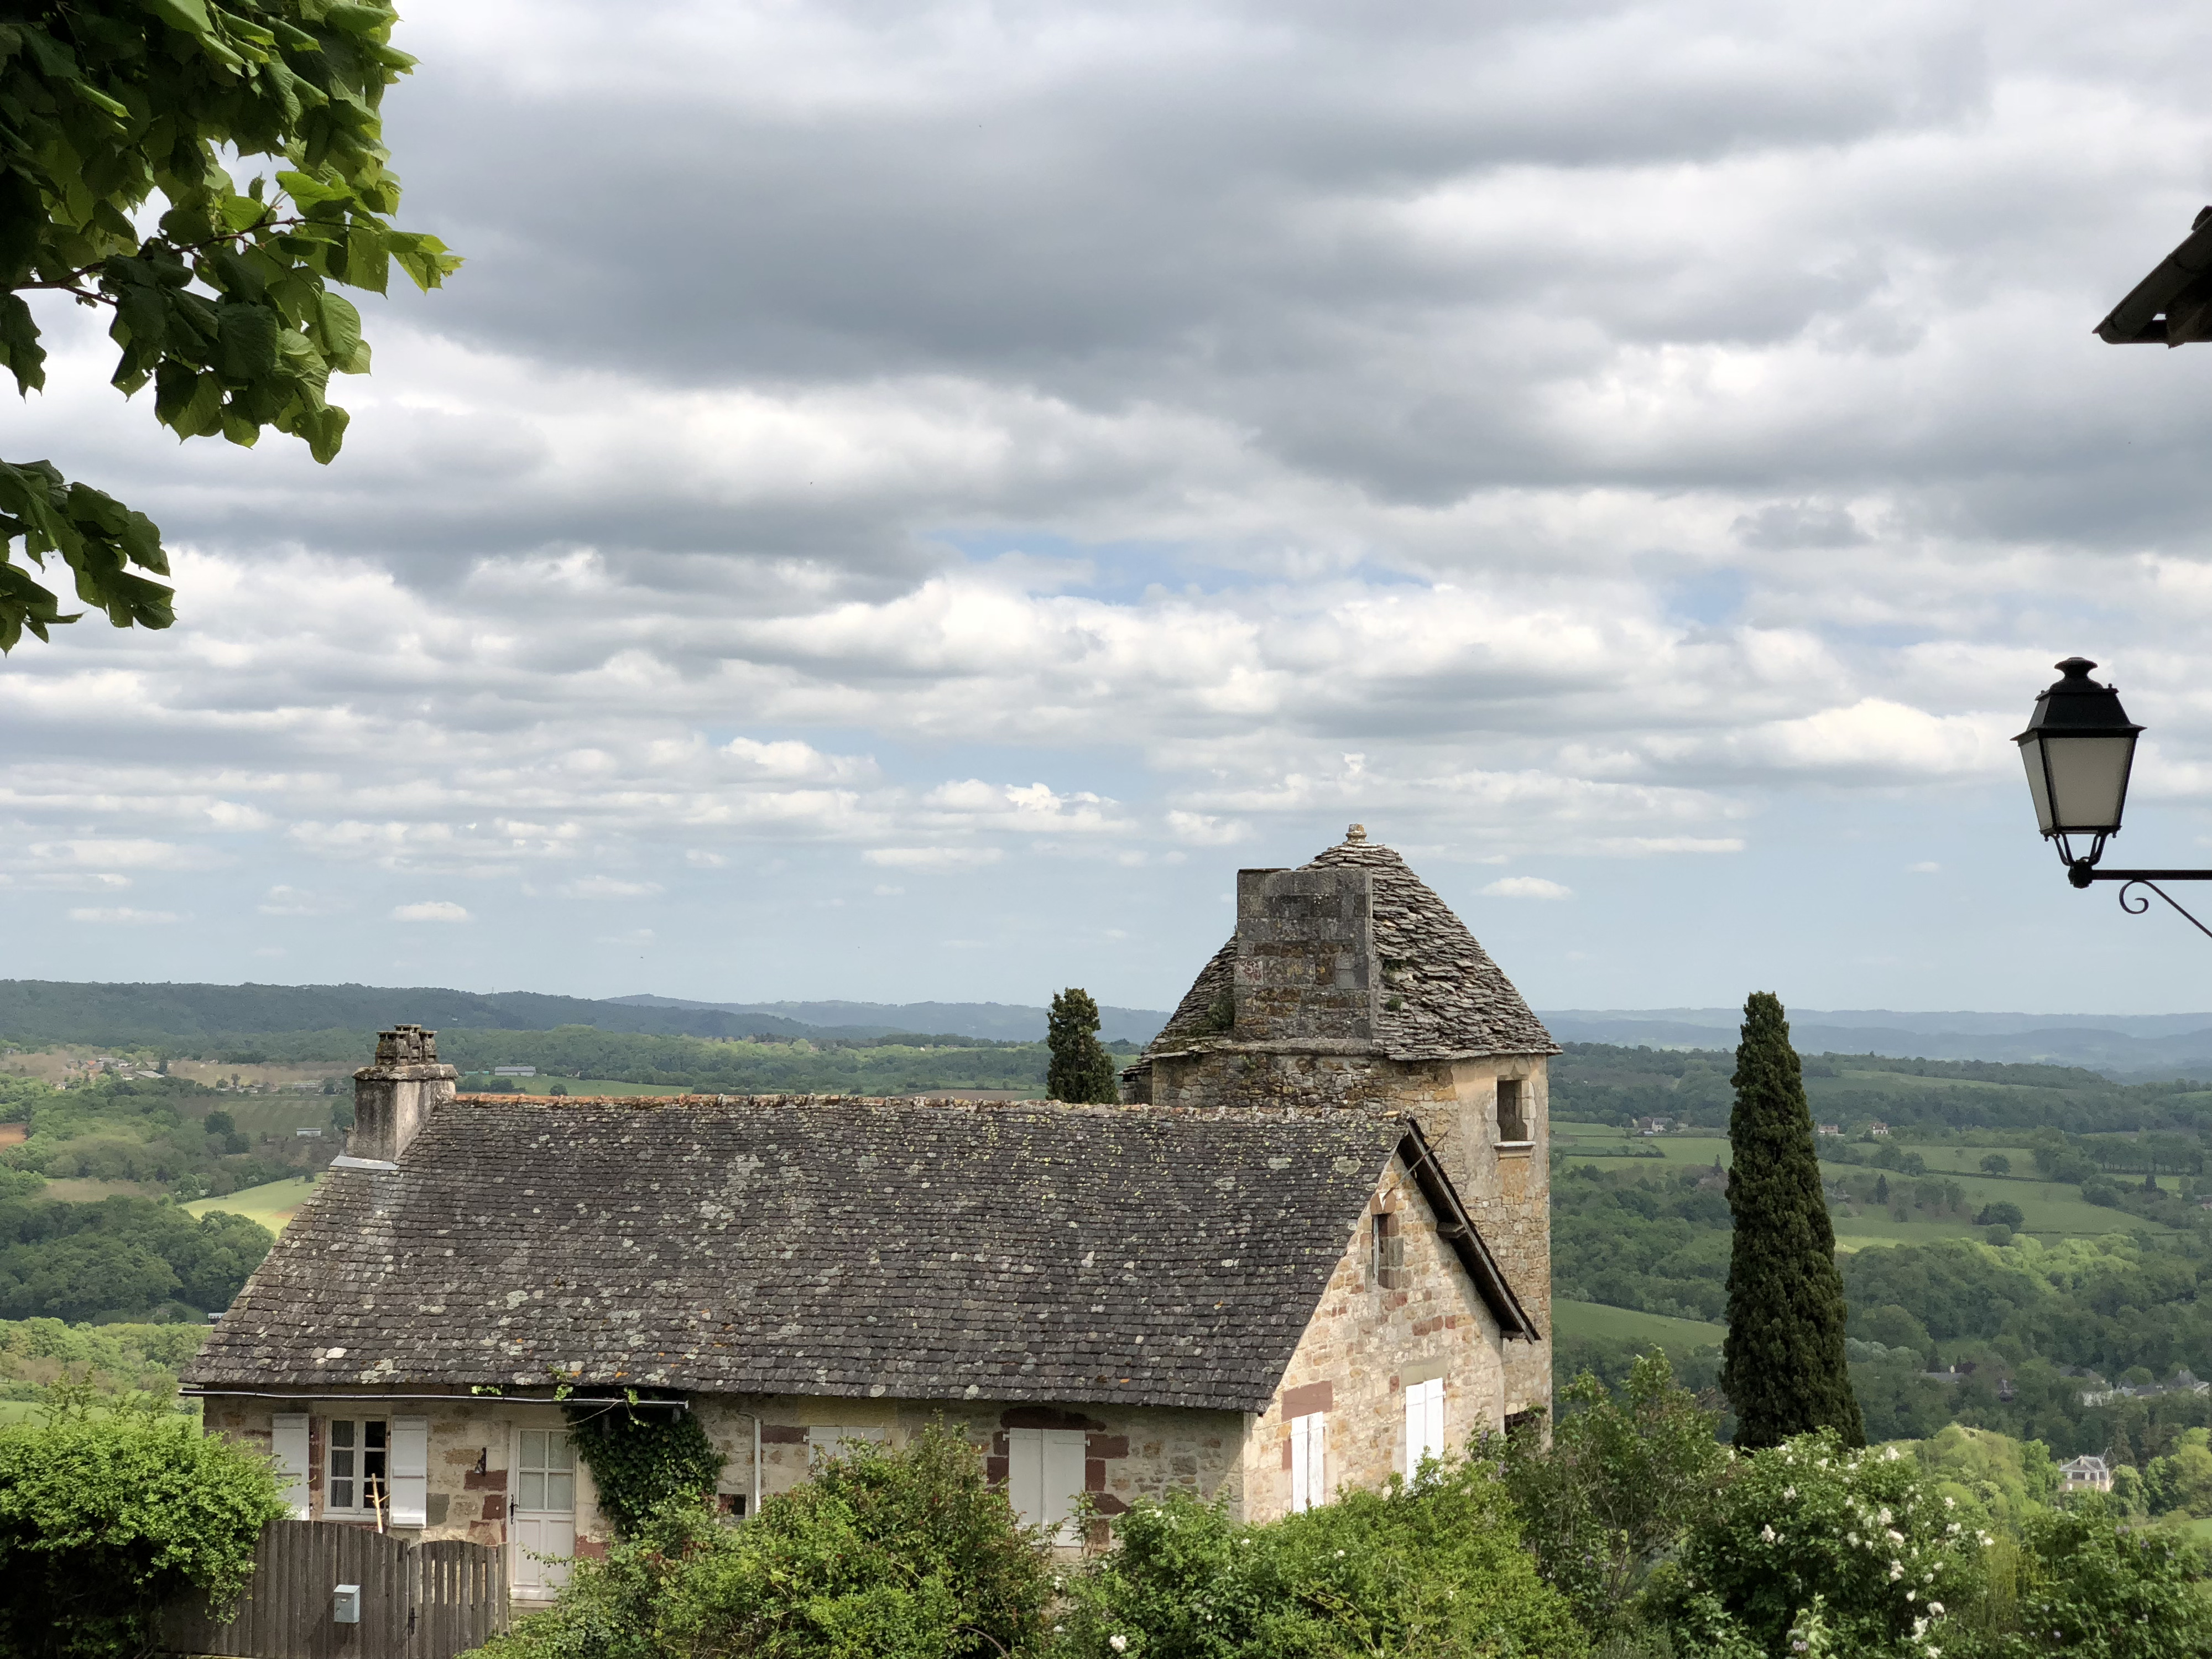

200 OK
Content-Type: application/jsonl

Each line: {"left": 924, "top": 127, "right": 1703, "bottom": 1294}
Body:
{"left": 1395, "top": 1124, "right": 1542, "bottom": 1342}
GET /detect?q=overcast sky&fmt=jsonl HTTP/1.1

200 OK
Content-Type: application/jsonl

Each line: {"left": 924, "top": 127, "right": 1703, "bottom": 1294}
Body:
{"left": 8, "top": 0, "right": 2212, "bottom": 1016}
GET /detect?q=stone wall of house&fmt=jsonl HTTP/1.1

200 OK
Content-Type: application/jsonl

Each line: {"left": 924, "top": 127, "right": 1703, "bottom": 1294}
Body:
{"left": 1144, "top": 1045, "right": 1552, "bottom": 1421}
{"left": 1239, "top": 1149, "right": 1507, "bottom": 1525}
{"left": 695, "top": 1393, "right": 1251, "bottom": 1539}
{"left": 206, "top": 1396, "right": 607, "bottom": 1552}
{"left": 1438, "top": 1057, "right": 1552, "bottom": 1422}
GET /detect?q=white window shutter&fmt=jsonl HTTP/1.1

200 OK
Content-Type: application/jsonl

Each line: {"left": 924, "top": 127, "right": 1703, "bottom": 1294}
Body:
{"left": 1004, "top": 1428, "right": 1042, "bottom": 1530}
{"left": 1041, "top": 1429, "right": 1087, "bottom": 1545}
{"left": 1289, "top": 1412, "right": 1325, "bottom": 1513}
{"left": 1405, "top": 1379, "right": 1444, "bottom": 1474}
{"left": 270, "top": 1413, "right": 311, "bottom": 1519}
{"left": 390, "top": 1416, "right": 429, "bottom": 1527}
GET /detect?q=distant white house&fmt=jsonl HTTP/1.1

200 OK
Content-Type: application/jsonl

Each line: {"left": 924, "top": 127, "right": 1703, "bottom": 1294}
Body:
{"left": 2058, "top": 1454, "right": 2112, "bottom": 1493}
{"left": 1815, "top": 1123, "right": 1843, "bottom": 1137}
{"left": 495, "top": 1066, "right": 538, "bottom": 1078}
{"left": 1867, "top": 1121, "right": 1892, "bottom": 1138}
{"left": 2077, "top": 1370, "right": 2210, "bottom": 1408}
{"left": 1634, "top": 1117, "right": 1670, "bottom": 1135}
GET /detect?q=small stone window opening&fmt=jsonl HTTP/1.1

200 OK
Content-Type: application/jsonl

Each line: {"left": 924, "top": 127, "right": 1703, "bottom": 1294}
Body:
{"left": 1371, "top": 1210, "right": 1405, "bottom": 1290}
{"left": 1496, "top": 1077, "right": 1530, "bottom": 1144}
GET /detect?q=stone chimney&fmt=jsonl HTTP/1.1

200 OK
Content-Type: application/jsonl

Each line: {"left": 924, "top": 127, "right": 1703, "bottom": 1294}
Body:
{"left": 1233, "top": 860, "right": 1377, "bottom": 1042}
{"left": 349, "top": 1024, "right": 457, "bottom": 1163}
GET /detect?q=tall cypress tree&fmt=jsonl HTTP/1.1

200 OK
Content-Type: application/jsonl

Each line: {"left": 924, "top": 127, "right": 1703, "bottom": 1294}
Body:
{"left": 1721, "top": 991, "right": 1864, "bottom": 1449}
{"left": 1047, "top": 988, "right": 1121, "bottom": 1104}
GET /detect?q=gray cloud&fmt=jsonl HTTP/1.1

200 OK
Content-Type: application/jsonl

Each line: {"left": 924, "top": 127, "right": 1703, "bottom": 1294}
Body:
{"left": 8, "top": 0, "right": 2212, "bottom": 1009}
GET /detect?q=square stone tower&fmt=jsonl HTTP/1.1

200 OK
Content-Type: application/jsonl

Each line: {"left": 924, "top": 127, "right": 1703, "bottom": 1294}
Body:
{"left": 1123, "top": 825, "right": 1558, "bottom": 1423}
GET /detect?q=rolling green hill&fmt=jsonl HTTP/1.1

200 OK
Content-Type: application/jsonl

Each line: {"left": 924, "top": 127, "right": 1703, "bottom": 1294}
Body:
{"left": 1552, "top": 1045, "right": 2212, "bottom": 1456}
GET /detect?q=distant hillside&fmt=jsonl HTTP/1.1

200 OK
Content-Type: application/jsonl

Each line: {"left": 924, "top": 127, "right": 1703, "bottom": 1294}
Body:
{"left": 611, "top": 995, "right": 1168, "bottom": 1045}
{"left": 0, "top": 980, "right": 821, "bottom": 1050}
{"left": 0, "top": 979, "right": 1171, "bottom": 1055}
{"left": 1541, "top": 1008, "right": 2212, "bottom": 1080}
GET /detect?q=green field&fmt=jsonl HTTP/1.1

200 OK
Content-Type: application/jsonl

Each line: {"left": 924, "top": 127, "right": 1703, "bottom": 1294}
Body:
{"left": 1553, "top": 1298, "right": 1724, "bottom": 1348}
{"left": 458, "top": 1075, "right": 697, "bottom": 1097}
{"left": 0, "top": 1397, "right": 191, "bottom": 1425}
{"left": 216, "top": 1093, "right": 344, "bottom": 1140}
{"left": 186, "top": 1176, "right": 318, "bottom": 1234}
{"left": 40, "top": 1177, "right": 169, "bottom": 1201}
{"left": 1556, "top": 1124, "right": 2168, "bottom": 1244}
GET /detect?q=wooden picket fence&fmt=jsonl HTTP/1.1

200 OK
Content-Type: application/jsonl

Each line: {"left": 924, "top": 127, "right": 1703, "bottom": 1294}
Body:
{"left": 159, "top": 1519, "right": 510, "bottom": 1659}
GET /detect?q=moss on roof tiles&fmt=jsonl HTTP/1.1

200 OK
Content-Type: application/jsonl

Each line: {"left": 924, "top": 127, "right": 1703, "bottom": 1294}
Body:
{"left": 185, "top": 1096, "right": 1406, "bottom": 1412}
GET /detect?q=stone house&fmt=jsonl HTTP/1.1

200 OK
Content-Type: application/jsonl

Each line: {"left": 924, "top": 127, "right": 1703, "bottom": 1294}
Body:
{"left": 183, "top": 827, "right": 1553, "bottom": 1601}
{"left": 2057, "top": 1453, "right": 2113, "bottom": 1493}
{"left": 1123, "top": 826, "right": 1558, "bottom": 1424}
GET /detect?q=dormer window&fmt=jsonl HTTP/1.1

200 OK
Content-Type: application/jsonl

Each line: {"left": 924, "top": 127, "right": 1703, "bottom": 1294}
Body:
{"left": 1496, "top": 1077, "right": 1530, "bottom": 1144}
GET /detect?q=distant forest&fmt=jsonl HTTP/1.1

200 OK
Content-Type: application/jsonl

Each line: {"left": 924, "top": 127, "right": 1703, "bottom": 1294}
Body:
{"left": 1552, "top": 1042, "right": 2212, "bottom": 1138}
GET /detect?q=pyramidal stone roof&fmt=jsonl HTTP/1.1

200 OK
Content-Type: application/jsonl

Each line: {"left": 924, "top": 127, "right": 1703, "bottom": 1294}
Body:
{"left": 1145, "top": 828, "right": 1559, "bottom": 1063}
{"left": 183, "top": 1095, "right": 1531, "bottom": 1410}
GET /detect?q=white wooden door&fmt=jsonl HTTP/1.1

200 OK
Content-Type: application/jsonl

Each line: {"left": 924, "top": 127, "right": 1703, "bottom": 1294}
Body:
{"left": 510, "top": 1428, "right": 577, "bottom": 1598}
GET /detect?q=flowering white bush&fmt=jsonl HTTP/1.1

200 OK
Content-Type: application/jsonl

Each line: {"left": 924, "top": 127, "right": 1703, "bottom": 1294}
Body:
{"left": 1657, "top": 1432, "right": 1987, "bottom": 1658}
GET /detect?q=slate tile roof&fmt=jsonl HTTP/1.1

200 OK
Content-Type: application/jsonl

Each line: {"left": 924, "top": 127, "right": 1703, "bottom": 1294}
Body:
{"left": 185, "top": 1096, "right": 1499, "bottom": 1411}
{"left": 1144, "top": 831, "right": 1559, "bottom": 1062}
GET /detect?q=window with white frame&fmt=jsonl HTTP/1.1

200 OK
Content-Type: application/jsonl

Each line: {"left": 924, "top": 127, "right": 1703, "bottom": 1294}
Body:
{"left": 326, "top": 1418, "right": 390, "bottom": 1517}
{"left": 1288, "top": 1411, "right": 1327, "bottom": 1513}
{"left": 514, "top": 1430, "right": 577, "bottom": 1514}
{"left": 1404, "top": 1378, "right": 1446, "bottom": 1475}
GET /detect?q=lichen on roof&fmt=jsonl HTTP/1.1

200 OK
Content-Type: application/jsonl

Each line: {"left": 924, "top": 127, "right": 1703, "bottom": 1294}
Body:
{"left": 184, "top": 1095, "right": 1445, "bottom": 1412}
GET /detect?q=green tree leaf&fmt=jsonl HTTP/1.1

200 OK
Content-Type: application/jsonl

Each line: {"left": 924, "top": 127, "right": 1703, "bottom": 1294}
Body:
{"left": 3, "top": 0, "right": 460, "bottom": 645}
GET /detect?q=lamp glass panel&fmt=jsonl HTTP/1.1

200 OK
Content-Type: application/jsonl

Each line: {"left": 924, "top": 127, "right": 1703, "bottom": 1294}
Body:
{"left": 2020, "top": 737, "right": 2056, "bottom": 836}
{"left": 2043, "top": 734, "right": 2136, "bottom": 833}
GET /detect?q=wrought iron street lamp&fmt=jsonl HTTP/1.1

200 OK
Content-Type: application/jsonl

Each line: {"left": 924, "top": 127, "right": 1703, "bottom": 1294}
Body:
{"left": 2018, "top": 657, "right": 2212, "bottom": 937}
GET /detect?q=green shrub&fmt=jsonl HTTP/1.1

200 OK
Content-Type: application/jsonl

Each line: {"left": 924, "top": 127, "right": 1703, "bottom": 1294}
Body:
{"left": 1501, "top": 1349, "right": 1728, "bottom": 1636}
{"left": 1653, "top": 1433, "right": 1990, "bottom": 1658}
{"left": 478, "top": 1421, "right": 1051, "bottom": 1659}
{"left": 1989, "top": 1496, "right": 2212, "bottom": 1658}
{"left": 1058, "top": 1455, "right": 1588, "bottom": 1658}
{"left": 562, "top": 1394, "right": 724, "bottom": 1538}
{"left": 0, "top": 1402, "right": 288, "bottom": 1658}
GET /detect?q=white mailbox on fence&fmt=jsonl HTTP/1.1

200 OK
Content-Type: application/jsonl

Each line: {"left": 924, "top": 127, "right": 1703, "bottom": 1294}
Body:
{"left": 333, "top": 1584, "right": 361, "bottom": 1625}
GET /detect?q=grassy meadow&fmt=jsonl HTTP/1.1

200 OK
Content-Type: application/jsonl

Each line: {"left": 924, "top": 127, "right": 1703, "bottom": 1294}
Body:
{"left": 1553, "top": 1118, "right": 2174, "bottom": 1248}
{"left": 1553, "top": 1298, "right": 1725, "bottom": 1348}
{"left": 184, "top": 1176, "right": 318, "bottom": 1233}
